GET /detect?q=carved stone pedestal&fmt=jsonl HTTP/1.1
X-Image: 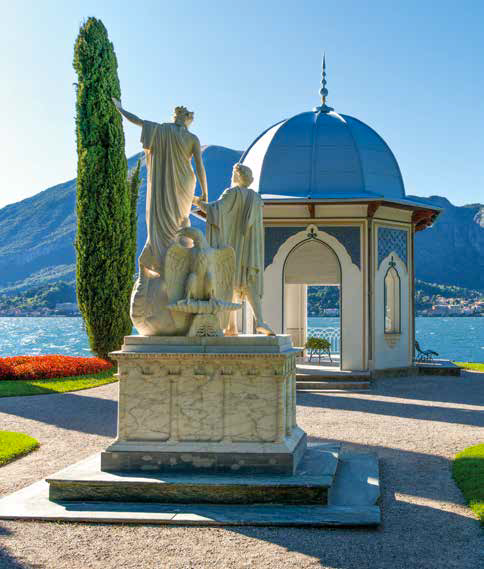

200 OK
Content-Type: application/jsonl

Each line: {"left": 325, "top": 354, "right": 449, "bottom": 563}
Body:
{"left": 101, "top": 335, "right": 306, "bottom": 475}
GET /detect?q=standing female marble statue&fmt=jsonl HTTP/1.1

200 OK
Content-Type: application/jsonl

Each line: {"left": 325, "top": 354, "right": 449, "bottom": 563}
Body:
{"left": 194, "top": 164, "right": 274, "bottom": 336}
{"left": 113, "top": 98, "right": 208, "bottom": 335}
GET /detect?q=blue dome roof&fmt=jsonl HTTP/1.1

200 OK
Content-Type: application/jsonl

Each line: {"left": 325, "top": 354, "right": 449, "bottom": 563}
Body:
{"left": 240, "top": 110, "right": 405, "bottom": 201}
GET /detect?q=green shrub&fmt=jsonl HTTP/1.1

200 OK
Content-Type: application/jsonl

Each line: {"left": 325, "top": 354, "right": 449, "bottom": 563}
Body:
{"left": 305, "top": 337, "right": 331, "bottom": 351}
{"left": 305, "top": 336, "right": 332, "bottom": 363}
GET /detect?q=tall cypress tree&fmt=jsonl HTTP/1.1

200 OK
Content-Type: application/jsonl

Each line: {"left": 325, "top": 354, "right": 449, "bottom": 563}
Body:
{"left": 128, "top": 159, "right": 142, "bottom": 272}
{"left": 73, "top": 18, "right": 132, "bottom": 359}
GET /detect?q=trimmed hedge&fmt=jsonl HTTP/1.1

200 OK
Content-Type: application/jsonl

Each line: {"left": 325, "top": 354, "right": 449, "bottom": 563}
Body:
{"left": 0, "top": 355, "right": 112, "bottom": 380}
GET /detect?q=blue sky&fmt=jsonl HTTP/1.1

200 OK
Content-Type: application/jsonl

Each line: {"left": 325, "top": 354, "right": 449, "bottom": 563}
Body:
{"left": 1, "top": 0, "right": 482, "bottom": 208}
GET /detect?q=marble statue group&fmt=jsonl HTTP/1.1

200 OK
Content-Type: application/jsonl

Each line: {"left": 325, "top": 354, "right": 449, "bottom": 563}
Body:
{"left": 112, "top": 98, "right": 274, "bottom": 337}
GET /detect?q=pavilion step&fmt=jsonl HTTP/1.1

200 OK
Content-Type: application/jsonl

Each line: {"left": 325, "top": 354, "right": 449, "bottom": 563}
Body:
{"left": 296, "top": 380, "right": 370, "bottom": 391}
{"left": 296, "top": 372, "right": 371, "bottom": 381}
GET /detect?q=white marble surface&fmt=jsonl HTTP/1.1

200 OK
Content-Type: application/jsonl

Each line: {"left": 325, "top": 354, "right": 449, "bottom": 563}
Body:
{"left": 110, "top": 335, "right": 302, "bottom": 451}
{"left": 116, "top": 334, "right": 297, "bottom": 354}
{"left": 118, "top": 368, "right": 170, "bottom": 441}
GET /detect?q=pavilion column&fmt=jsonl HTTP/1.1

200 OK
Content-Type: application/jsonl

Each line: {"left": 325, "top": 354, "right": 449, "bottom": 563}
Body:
{"left": 410, "top": 223, "right": 416, "bottom": 365}
{"left": 367, "top": 202, "right": 381, "bottom": 371}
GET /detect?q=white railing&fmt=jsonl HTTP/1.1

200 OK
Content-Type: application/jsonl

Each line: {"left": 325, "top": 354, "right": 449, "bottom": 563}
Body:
{"left": 307, "top": 327, "right": 341, "bottom": 354}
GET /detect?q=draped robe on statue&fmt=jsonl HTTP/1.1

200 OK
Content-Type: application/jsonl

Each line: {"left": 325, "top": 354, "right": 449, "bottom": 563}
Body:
{"left": 130, "top": 121, "right": 196, "bottom": 335}
{"left": 206, "top": 186, "right": 264, "bottom": 301}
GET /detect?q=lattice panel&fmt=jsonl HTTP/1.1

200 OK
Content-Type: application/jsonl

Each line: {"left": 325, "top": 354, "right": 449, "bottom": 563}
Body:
{"left": 265, "top": 226, "right": 361, "bottom": 269}
{"left": 378, "top": 227, "right": 407, "bottom": 268}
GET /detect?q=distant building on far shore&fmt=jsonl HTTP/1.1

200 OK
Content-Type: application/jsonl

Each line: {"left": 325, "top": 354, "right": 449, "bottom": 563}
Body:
{"left": 55, "top": 302, "right": 79, "bottom": 315}
{"left": 324, "top": 308, "right": 339, "bottom": 317}
{"left": 432, "top": 304, "right": 461, "bottom": 316}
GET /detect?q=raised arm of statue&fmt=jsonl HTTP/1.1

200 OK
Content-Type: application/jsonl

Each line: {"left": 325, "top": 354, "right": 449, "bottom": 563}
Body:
{"left": 192, "top": 136, "right": 208, "bottom": 201}
{"left": 112, "top": 97, "right": 143, "bottom": 127}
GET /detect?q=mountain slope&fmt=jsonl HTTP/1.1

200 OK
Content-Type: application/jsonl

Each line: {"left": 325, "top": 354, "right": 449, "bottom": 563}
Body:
{"left": 0, "top": 147, "right": 482, "bottom": 293}
{"left": 411, "top": 195, "right": 484, "bottom": 290}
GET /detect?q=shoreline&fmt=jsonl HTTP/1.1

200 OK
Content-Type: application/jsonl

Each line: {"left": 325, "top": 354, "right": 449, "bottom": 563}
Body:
{"left": 1, "top": 314, "right": 482, "bottom": 319}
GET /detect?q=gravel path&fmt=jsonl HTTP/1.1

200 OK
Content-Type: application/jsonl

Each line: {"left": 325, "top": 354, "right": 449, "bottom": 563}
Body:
{"left": 0, "top": 373, "right": 483, "bottom": 569}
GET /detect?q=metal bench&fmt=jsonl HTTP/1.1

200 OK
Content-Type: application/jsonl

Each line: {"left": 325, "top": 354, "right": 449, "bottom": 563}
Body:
{"left": 415, "top": 340, "right": 439, "bottom": 362}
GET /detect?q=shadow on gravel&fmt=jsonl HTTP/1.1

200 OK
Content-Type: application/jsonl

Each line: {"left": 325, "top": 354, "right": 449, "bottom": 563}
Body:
{"left": 220, "top": 438, "right": 480, "bottom": 568}
{"left": 0, "top": 551, "right": 33, "bottom": 569}
{"left": 309, "top": 436, "right": 463, "bottom": 505}
{"left": 297, "top": 390, "right": 484, "bottom": 427}
{"left": 0, "top": 393, "right": 117, "bottom": 437}
{"left": 372, "top": 373, "right": 484, "bottom": 407}
{"left": 0, "top": 524, "right": 34, "bottom": 569}
{"left": 223, "top": 493, "right": 478, "bottom": 569}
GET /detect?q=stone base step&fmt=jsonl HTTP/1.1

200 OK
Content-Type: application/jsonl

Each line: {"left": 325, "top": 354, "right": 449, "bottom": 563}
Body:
{"left": 47, "top": 444, "right": 341, "bottom": 506}
{"left": 296, "top": 373, "right": 370, "bottom": 380}
{"left": 297, "top": 380, "right": 370, "bottom": 390}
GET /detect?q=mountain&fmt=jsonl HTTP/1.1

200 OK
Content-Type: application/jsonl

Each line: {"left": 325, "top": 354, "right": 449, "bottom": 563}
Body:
{"left": 410, "top": 196, "right": 484, "bottom": 290}
{"left": 0, "top": 146, "right": 482, "bottom": 294}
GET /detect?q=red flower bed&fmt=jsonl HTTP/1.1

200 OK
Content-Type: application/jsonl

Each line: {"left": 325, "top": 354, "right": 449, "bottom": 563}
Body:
{"left": 0, "top": 355, "right": 113, "bottom": 381}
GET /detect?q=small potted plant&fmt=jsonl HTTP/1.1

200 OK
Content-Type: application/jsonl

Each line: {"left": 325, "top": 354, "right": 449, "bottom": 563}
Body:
{"left": 305, "top": 337, "right": 332, "bottom": 364}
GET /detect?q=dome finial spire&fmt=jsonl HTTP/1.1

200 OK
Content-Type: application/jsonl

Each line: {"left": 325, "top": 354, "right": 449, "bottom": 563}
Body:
{"left": 315, "top": 53, "right": 334, "bottom": 113}
{"left": 320, "top": 54, "right": 328, "bottom": 105}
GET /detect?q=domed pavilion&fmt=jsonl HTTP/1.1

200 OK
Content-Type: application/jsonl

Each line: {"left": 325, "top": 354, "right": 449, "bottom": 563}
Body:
{"left": 238, "top": 60, "right": 440, "bottom": 374}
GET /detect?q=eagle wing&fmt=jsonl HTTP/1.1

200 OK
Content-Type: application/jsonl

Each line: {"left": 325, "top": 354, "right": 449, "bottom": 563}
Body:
{"left": 165, "top": 243, "right": 192, "bottom": 304}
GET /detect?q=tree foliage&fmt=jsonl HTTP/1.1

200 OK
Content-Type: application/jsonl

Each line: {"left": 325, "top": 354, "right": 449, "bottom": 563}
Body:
{"left": 0, "top": 282, "right": 75, "bottom": 311}
{"left": 128, "top": 159, "right": 142, "bottom": 271}
{"left": 73, "top": 17, "right": 133, "bottom": 358}
{"left": 307, "top": 286, "right": 340, "bottom": 315}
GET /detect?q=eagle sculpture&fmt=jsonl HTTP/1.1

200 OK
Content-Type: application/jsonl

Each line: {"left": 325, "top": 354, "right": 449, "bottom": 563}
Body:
{"left": 165, "top": 227, "right": 240, "bottom": 336}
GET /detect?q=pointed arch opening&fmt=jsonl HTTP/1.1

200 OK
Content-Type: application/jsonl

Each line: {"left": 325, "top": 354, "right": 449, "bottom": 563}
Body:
{"left": 384, "top": 264, "right": 401, "bottom": 334}
{"left": 283, "top": 238, "right": 342, "bottom": 368}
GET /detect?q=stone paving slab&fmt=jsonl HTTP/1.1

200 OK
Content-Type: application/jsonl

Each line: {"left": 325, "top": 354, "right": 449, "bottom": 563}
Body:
{"left": 0, "top": 479, "right": 380, "bottom": 526}
{"left": 329, "top": 452, "right": 380, "bottom": 506}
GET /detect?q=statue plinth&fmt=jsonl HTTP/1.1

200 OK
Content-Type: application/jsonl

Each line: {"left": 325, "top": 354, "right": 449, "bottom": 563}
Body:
{"left": 167, "top": 298, "right": 242, "bottom": 337}
{"left": 101, "top": 335, "right": 306, "bottom": 475}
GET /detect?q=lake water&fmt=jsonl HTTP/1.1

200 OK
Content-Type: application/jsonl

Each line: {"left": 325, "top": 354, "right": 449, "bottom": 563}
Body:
{"left": 0, "top": 316, "right": 482, "bottom": 362}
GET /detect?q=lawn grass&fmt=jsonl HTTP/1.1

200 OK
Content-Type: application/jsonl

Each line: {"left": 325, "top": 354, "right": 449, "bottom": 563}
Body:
{"left": 452, "top": 443, "right": 484, "bottom": 524}
{"left": 0, "top": 370, "right": 117, "bottom": 398}
{"left": 0, "top": 431, "right": 39, "bottom": 466}
{"left": 454, "top": 362, "right": 484, "bottom": 372}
